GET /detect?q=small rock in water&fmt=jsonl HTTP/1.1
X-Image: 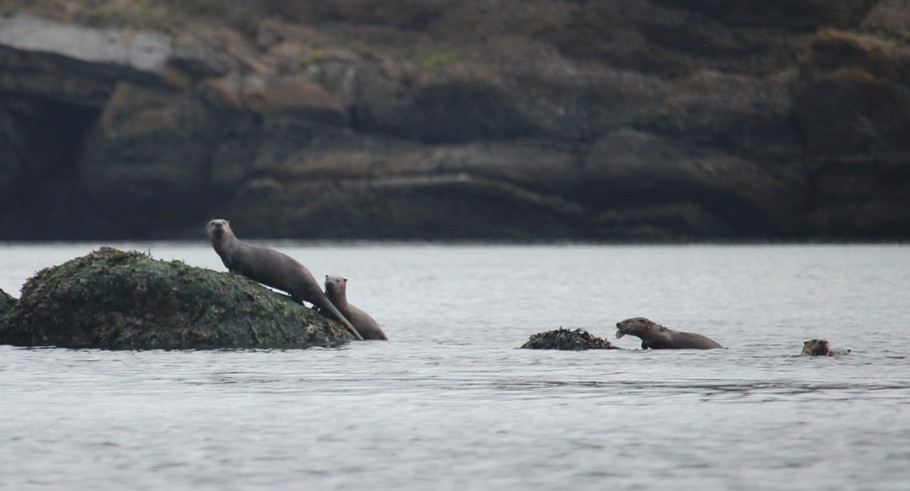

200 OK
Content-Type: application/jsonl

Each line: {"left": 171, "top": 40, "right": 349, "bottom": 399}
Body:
{"left": 520, "top": 328, "right": 619, "bottom": 350}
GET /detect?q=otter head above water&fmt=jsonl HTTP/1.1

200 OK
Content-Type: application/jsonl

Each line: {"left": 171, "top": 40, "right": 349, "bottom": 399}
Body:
{"left": 801, "top": 339, "right": 851, "bottom": 356}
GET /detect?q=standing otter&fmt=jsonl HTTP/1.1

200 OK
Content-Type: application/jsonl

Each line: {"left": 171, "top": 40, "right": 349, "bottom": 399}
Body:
{"left": 324, "top": 275, "right": 388, "bottom": 341}
{"left": 801, "top": 339, "right": 851, "bottom": 356}
{"left": 615, "top": 317, "right": 723, "bottom": 349}
{"left": 205, "top": 219, "right": 363, "bottom": 340}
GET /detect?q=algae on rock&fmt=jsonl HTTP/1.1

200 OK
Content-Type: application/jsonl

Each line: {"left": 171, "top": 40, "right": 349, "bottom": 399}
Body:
{"left": 0, "top": 247, "right": 355, "bottom": 349}
{"left": 0, "top": 288, "right": 16, "bottom": 327}
{"left": 520, "top": 328, "right": 619, "bottom": 350}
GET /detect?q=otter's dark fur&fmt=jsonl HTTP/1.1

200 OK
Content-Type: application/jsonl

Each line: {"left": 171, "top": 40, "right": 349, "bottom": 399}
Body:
{"left": 801, "top": 339, "right": 851, "bottom": 356}
{"left": 206, "top": 219, "right": 363, "bottom": 340}
{"left": 325, "top": 275, "right": 388, "bottom": 341}
{"left": 616, "top": 317, "right": 722, "bottom": 349}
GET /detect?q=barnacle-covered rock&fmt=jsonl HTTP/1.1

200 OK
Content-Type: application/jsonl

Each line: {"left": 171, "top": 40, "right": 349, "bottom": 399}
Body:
{"left": 0, "top": 247, "right": 355, "bottom": 349}
{"left": 520, "top": 328, "right": 619, "bottom": 350}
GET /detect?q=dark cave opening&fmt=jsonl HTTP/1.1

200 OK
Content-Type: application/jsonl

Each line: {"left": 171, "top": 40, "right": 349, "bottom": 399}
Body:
{"left": 0, "top": 96, "right": 107, "bottom": 239}
{"left": 22, "top": 97, "right": 99, "bottom": 183}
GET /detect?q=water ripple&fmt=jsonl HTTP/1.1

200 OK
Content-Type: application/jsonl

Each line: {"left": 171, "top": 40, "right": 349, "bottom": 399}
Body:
{"left": 2, "top": 244, "right": 910, "bottom": 490}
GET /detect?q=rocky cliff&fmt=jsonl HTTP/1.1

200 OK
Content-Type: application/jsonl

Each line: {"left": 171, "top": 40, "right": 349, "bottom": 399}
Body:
{"left": 0, "top": 0, "right": 908, "bottom": 240}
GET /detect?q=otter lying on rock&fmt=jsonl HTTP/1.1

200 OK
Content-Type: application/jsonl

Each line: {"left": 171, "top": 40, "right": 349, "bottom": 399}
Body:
{"left": 801, "top": 339, "right": 851, "bottom": 356}
{"left": 206, "top": 219, "right": 363, "bottom": 340}
{"left": 615, "top": 317, "right": 723, "bottom": 349}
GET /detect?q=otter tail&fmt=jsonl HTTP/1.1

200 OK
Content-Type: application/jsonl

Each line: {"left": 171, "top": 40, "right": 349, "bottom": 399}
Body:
{"left": 313, "top": 294, "right": 364, "bottom": 341}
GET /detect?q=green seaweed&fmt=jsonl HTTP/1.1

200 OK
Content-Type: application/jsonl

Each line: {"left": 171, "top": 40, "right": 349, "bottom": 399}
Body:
{"left": 0, "top": 288, "right": 16, "bottom": 328}
{"left": 520, "top": 328, "right": 619, "bottom": 350}
{"left": 0, "top": 247, "right": 354, "bottom": 349}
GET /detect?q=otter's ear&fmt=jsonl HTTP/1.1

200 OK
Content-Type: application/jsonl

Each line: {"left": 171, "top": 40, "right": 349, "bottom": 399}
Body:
{"left": 325, "top": 275, "right": 329, "bottom": 280}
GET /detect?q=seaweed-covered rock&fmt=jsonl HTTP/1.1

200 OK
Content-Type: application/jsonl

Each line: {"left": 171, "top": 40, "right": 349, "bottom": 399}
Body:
{"left": 0, "top": 247, "right": 355, "bottom": 349}
{"left": 520, "top": 328, "right": 619, "bottom": 350}
{"left": 0, "top": 288, "right": 16, "bottom": 326}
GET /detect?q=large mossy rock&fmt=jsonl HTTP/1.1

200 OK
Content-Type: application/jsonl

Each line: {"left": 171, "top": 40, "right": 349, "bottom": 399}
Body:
{"left": 520, "top": 328, "right": 619, "bottom": 350}
{"left": 0, "top": 247, "right": 355, "bottom": 349}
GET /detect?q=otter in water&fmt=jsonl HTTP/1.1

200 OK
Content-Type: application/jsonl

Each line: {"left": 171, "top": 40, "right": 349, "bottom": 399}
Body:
{"left": 801, "top": 339, "right": 851, "bottom": 356}
{"left": 324, "top": 275, "right": 388, "bottom": 341}
{"left": 205, "top": 219, "right": 363, "bottom": 340}
{"left": 615, "top": 317, "right": 723, "bottom": 349}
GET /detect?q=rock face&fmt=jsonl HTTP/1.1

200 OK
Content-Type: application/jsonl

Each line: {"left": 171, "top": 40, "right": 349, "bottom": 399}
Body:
{"left": 0, "top": 247, "right": 356, "bottom": 349}
{"left": 0, "top": 1, "right": 907, "bottom": 240}
{"left": 794, "top": 29, "right": 910, "bottom": 237}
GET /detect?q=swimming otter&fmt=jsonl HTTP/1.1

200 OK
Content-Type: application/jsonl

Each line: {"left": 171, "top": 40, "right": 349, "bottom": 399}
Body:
{"left": 801, "top": 339, "right": 851, "bottom": 356}
{"left": 205, "top": 219, "right": 363, "bottom": 340}
{"left": 324, "top": 275, "right": 388, "bottom": 341}
{"left": 615, "top": 317, "right": 723, "bottom": 349}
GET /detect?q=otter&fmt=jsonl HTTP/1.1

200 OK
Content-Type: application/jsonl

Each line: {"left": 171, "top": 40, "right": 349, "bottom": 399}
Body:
{"left": 205, "top": 219, "right": 363, "bottom": 340}
{"left": 324, "top": 275, "right": 388, "bottom": 341}
{"left": 801, "top": 339, "right": 851, "bottom": 356}
{"left": 615, "top": 317, "right": 723, "bottom": 349}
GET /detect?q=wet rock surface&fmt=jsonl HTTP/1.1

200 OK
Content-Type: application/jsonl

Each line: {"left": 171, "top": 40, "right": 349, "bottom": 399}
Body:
{"left": 0, "top": 247, "right": 356, "bottom": 350}
{"left": 0, "top": 288, "right": 15, "bottom": 325}
{"left": 0, "top": 2, "right": 907, "bottom": 241}
{"left": 521, "top": 328, "right": 619, "bottom": 350}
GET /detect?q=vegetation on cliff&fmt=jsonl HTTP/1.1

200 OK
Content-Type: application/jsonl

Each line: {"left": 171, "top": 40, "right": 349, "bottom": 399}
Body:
{"left": 0, "top": 1, "right": 908, "bottom": 241}
{"left": 0, "top": 247, "right": 355, "bottom": 349}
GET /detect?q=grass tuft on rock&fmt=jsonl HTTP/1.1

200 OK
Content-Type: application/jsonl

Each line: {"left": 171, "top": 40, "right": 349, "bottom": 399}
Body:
{"left": 0, "top": 247, "right": 355, "bottom": 350}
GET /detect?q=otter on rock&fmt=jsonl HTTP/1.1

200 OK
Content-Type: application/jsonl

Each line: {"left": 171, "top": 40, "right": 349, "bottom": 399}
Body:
{"left": 615, "top": 317, "right": 723, "bottom": 349}
{"left": 205, "top": 219, "right": 363, "bottom": 340}
{"left": 324, "top": 275, "right": 388, "bottom": 341}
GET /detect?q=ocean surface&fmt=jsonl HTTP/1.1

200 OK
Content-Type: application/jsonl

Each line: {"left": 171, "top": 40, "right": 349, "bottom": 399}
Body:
{"left": 1, "top": 242, "right": 908, "bottom": 491}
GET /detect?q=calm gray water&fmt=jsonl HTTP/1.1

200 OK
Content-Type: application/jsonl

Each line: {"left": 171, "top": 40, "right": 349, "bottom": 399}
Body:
{"left": 1, "top": 243, "right": 909, "bottom": 491}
